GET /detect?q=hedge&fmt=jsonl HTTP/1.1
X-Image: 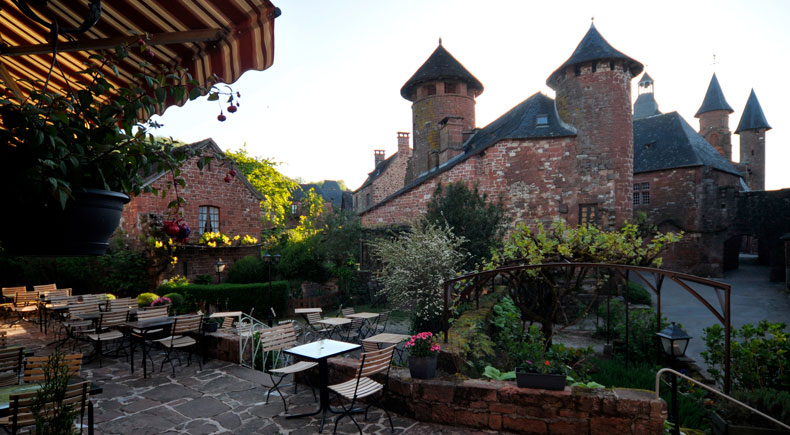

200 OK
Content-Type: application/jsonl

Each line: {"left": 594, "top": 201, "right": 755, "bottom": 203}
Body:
{"left": 157, "top": 281, "right": 289, "bottom": 317}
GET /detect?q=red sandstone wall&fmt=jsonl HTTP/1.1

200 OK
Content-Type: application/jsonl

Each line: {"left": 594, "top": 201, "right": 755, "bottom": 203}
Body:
{"left": 738, "top": 129, "right": 766, "bottom": 191}
{"left": 698, "top": 110, "right": 732, "bottom": 160}
{"left": 119, "top": 157, "right": 263, "bottom": 242}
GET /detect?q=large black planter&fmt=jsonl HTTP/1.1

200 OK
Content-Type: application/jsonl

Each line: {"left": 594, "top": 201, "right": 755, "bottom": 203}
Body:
{"left": 515, "top": 368, "right": 566, "bottom": 390}
{"left": 1, "top": 189, "right": 130, "bottom": 256}
{"left": 408, "top": 354, "right": 438, "bottom": 379}
{"left": 711, "top": 412, "right": 790, "bottom": 435}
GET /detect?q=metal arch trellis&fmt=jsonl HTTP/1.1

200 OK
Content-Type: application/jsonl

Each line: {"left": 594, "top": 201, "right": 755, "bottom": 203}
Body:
{"left": 442, "top": 262, "right": 732, "bottom": 393}
{"left": 238, "top": 313, "right": 270, "bottom": 370}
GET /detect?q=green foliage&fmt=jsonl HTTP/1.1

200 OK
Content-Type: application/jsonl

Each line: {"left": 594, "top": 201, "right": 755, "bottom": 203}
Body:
{"left": 160, "top": 282, "right": 289, "bottom": 317}
{"left": 292, "top": 187, "right": 325, "bottom": 238}
{"left": 163, "top": 292, "right": 185, "bottom": 309}
{"left": 159, "top": 275, "right": 189, "bottom": 290}
{"left": 424, "top": 182, "right": 507, "bottom": 268}
{"left": 194, "top": 275, "right": 213, "bottom": 285}
{"left": 277, "top": 235, "right": 328, "bottom": 283}
{"left": 702, "top": 321, "right": 790, "bottom": 391}
{"left": 446, "top": 310, "right": 496, "bottom": 378}
{"left": 483, "top": 366, "right": 516, "bottom": 381}
{"left": 137, "top": 292, "right": 159, "bottom": 307}
{"left": 224, "top": 146, "right": 298, "bottom": 228}
{"left": 719, "top": 388, "right": 790, "bottom": 427}
{"left": 226, "top": 256, "right": 264, "bottom": 284}
{"left": 373, "top": 222, "right": 469, "bottom": 333}
{"left": 595, "top": 299, "right": 669, "bottom": 364}
{"left": 628, "top": 281, "right": 652, "bottom": 306}
{"left": 32, "top": 352, "right": 80, "bottom": 435}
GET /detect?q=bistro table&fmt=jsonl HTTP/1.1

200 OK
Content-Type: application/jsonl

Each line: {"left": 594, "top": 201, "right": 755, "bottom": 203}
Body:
{"left": 316, "top": 317, "right": 350, "bottom": 340}
{"left": 123, "top": 317, "right": 173, "bottom": 378}
{"left": 362, "top": 332, "right": 409, "bottom": 362}
{"left": 284, "top": 339, "right": 360, "bottom": 432}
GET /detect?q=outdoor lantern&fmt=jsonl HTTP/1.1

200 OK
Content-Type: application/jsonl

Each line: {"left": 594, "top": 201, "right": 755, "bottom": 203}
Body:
{"left": 656, "top": 322, "right": 692, "bottom": 358}
{"left": 215, "top": 258, "right": 226, "bottom": 283}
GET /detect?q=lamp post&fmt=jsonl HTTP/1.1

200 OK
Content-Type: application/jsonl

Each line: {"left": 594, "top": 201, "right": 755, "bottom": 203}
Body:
{"left": 263, "top": 253, "right": 280, "bottom": 326}
{"left": 215, "top": 258, "right": 226, "bottom": 284}
{"left": 656, "top": 322, "right": 692, "bottom": 435}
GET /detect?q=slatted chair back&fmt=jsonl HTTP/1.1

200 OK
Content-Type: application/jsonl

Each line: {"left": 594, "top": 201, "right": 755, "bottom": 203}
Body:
{"left": 13, "top": 291, "right": 39, "bottom": 306}
{"left": 220, "top": 316, "right": 234, "bottom": 330}
{"left": 259, "top": 323, "right": 299, "bottom": 353}
{"left": 305, "top": 312, "right": 323, "bottom": 325}
{"left": 357, "top": 345, "right": 395, "bottom": 378}
{"left": 0, "top": 347, "right": 24, "bottom": 386}
{"left": 23, "top": 354, "right": 82, "bottom": 384}
{"left": 8, "top": 380, "right": 89, "bottom": 434}
{"left": 361, "top": 341, "right": 379, "bottom": 353}
{"left": 77, "top": 294, "right": 106, "bottom": 310}
{"left": 136, "top": 306, "right": 169, "bottom": 321}
{"left": 171, "top": 314, "right": 202, "bottom": 336}
{"left": 108, "top": 297, "right": 136, "bottom": 311}
{"left": 49, "top": 295, "right": 79, "bottom": 307}
{"left": 375, "top": 311, "right": 390, "bottom": 332}
{"left": 2, "top": 287, "right": 26, "bottom": 300}
{"left": 42, "top": 289, "right": 69, "bottom": 299}
{"left": 67, "top": 303, "right": 100, "bottom": 318}
{"left": 0, "top": 330, "right": 6, "bottom": 347}
{"left": 344, "top": 317, "right": 366, "bottom": 341}
{"left": 32, "top": 283, "right": 57, "bottom": 293}
{"left": 98, "top": 310, "right": 129, "bottom": 330}
{"left": 341, "top": 307, "right": 355, "bottom": 317}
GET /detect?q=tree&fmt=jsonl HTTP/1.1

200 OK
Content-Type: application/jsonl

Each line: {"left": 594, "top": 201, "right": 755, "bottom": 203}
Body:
{"left": 423, "top": 182, "right": 507, "bottom": 269}
{"left": 373, "top": 222, "right": 469, "bottom": 333}
{"left": 224, "top": 146, "right": 298, "bottom": 228}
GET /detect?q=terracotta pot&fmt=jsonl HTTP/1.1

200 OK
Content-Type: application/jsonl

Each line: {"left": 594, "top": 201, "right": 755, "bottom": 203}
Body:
{"left": 408, "top": 354, "right": 438, "bottom": 379}
{"left": 515, "top": 367, "right": 566, "bottom": 390}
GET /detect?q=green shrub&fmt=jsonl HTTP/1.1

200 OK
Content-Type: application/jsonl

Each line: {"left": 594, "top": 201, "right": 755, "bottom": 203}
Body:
{"left": 194, "top": 274, "right": 213, "bottom": 285}
{"left": 627, "top": 281, "right": 652, "bottom": 306}
{"left": 159, "top": 281, "right": 289, "bottom": 317}
{"left": 159, "top": 275, "right": 189, "bottom": 291}
{"left": 226, "top": 256, "right": 264, "bottom": 284}
{"left": 164, "top": 293, "right": 185, "bottom": 309}
{"left": 137, "top": 292, "right": 159, "bottom": 307}
{"left": 595, "top": 299, "right": 669, "bottom": 364}
{"left": 719, "top": 388, "right": 790, "bottom": 427}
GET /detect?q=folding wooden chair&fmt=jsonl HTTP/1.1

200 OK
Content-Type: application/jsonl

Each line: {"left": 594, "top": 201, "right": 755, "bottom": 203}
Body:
{"left": 328, "top": 345, "right": 396, "bottom": 434}
{"left": 153, "top": 314, "right": 202, "bottom": 376}
{"left": 340, "top": 307, "right": 355, "bottom": 317}
{"left": 258, "top": 323, "right": 317, "bottom": 412}
{"left": 3, "top": 380, "right": 90, "bottom": 434}
{"left": 372, "top": 311, "right": 390, "bottom": 334}
{"left": 85, "top": 310, "right": 129, "bottom": 367}
{"left": 343, "top": 318, "right": 366, "bottom": 343}
{"left": 9, "top": 291, "right": 40, "bottom": 327}
{"left": 23, "top": 354, "right": 82, "bottom": 384}
{"left": 1, "top": 287, "right": 25, "bottom": 303}
{"left": 107, "top": 297, "right": 136, "bottom": 312}
{"left": 305, "top": 312, "right": 331, "bottom": 341}
{"left": 0, "top": 347, "right": 24, "bottom": 386}
{"left": 32, "top": 284, "right": 57, "bottom": 293}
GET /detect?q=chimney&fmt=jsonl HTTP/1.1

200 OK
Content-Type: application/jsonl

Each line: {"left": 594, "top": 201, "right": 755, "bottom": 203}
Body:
{"left": 397, "top": 132, "right": 410, "bottom": 157}
{"left": 374, "top": 150, "right": 386, "bottom": 167}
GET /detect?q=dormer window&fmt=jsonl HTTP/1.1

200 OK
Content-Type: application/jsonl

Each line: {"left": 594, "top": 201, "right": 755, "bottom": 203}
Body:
{"left": 536, "top": 114, "right": 549, "bottom": 127}
{"left": 444, "top": 82, "right": 456, "bottom": 94}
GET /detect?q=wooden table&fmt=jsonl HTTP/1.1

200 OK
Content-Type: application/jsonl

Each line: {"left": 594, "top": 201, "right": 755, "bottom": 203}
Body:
{"left": 316, "top": 317, "right": 350, "bottom": 340}
{"left": 123, "top": 318, "right": 174, "bottom": 378}
{"left": 284, "top": 339, "right": 360, "bottom": 432}
{"left": 294, "top": 308, "right": 322, "bottom": 315}
{"left": 363, "top": 333, "right": 409, "bottom": 362}
{"left": 345, "top": 312, "right": 378, "bottom": 320}
{"left": 345, "top": 312, "right": 380, "bottom": 339}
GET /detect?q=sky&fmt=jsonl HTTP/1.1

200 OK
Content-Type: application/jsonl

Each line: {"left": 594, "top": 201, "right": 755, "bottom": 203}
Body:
{"left": 151, "top": 0, "right": 790, "bottom": 192}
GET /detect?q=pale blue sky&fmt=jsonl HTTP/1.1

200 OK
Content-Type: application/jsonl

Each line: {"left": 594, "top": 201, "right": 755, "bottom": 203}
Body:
{"left": 152, "top": 0, "right": 790, "bottom": 191}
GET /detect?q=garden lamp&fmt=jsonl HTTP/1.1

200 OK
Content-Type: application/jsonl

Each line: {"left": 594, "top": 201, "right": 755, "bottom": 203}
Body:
{"left": 656, "top": 322, "right": 692, "bottom": 435}
{"left": 215, "top": 258, "right": 226, "bottom": 284}
{"left": 263, "top": 253, "right": 281, "bottom": 294}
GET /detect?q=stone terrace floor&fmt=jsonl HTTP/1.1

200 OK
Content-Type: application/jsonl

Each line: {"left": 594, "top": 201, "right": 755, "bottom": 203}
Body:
{"left": 4, "top": 321, "right": 503, "bottom": 434}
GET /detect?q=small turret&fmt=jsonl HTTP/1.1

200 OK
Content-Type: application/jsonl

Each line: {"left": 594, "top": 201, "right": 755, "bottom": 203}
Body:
{"left": 736, "top": 89, "right": 771, "bottom": 191}
{"left": 695, "top": 73, "right": 733, "bottom": 159}
{"left": 633, "top": 71, "right": 660, "bottom": 119}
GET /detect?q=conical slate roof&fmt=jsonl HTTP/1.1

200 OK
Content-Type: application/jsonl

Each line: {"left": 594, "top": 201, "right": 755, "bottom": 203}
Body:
{"left": 735, "top": 89, "right": 771, "bottom": 133}
{"left": 695, "top": 73, "right": 733, "bottom": 117}
{"left": 634, "top": 92, "right": 660, "bottom": 119}
{"left": 639, "top": 72, "right": 654, "bottom": 86}
{"left": 547, "top": 23, "right": 643, "bottom": 87}
{"left": 400, "top": 43, "right": 483, "bottom": 101}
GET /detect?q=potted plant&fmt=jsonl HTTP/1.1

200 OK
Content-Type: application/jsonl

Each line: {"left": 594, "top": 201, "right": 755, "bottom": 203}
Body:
{"left": 515, "top": 359, "right": 567, "bottom": 390}
{"left": 405, "top": 331, "right": 440, "bottom": 379}
{"left": 202, "top": 317, "right": 221, "bottom": 333}
{"left": 0, "top": 39, "right": 239, "bottom": 255}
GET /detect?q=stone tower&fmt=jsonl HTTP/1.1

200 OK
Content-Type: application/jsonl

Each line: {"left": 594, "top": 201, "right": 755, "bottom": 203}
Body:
{"left": 400, "top": 41, "right": 483, "bottom": 183}
{"left": 546, "top": 23, "right": 643, "bottom": 229}
{"left": 695, "top": 73, "right": 734, "bottom": 160}
{"left": 736, "top": 89, "right": 771, "bottom": 191}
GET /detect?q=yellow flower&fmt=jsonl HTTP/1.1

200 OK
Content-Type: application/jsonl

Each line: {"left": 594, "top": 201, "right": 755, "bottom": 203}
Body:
{"left": 170, "top": 256, "right": 178, "bottom": 264}
{"left": 233, "top": 235, "right": 240, "bottom": 240}
{"left": 168, "top": 238, "right": 174, "bottom": 245}
{"left": 155, "top": 240, "right": 163, "bottom": 248}
{"left": 208, "top": 241, "right": 216, "bottom": 248}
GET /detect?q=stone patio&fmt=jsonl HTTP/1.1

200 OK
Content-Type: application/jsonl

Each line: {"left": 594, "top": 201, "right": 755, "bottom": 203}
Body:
{"left": 2, "top": 321, "right": 505, "bottom": 434}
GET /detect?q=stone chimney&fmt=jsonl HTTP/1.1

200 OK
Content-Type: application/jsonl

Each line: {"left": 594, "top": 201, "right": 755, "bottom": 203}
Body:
{"left": 438, "top": 116, "right": 464, "bottom": 165}
{"left": 374, "top": 150, "right": 385, "bottom": 167}
{"left": 397, "top": 132, "right": 410, "bottom": 157}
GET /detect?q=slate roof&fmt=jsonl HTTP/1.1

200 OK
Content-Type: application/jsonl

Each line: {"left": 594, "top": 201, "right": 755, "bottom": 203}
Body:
{"left": 633, "top": 92, "right": 661, "bottom": 119}
{"left": 292, "top": 183, "right": 322, "bottom": 202}
{"left": 633, "top": 111, "right": 741, "bottom": 176}
{"left": 320, "top": 180, "right": 344, "bottom": 208}
{"left": 638, "top": 72, "right": 654, "bottom": 86}
{"left": 735, "top": 89, "right": 771, "bottom": 133}
{"left": 354, "top": 152, "right": 398, "bottom": 192}
{"left": 547, "top": 23, "right": 643, "bottom": 86}
{"left": 400, "top": 43, "right": 484, "bottom": 101}
{"left": 695, "top": 73, "right": 733, "bottom": 117}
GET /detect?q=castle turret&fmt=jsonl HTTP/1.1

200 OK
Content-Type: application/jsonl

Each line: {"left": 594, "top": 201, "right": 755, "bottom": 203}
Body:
{"left": 547, "top": 23, "right": 643, "bottom": 229}
{"left": 736, "top": 89, "right": 771, "bottom": 191}
{"left": 695, "top": 73, "right": 734, "bottom": 160}
{"left": 401, "top": 40, "right": 483, "bottom": 182}
{"left": 633, "top": 72, "right": 661, "bottom": 119}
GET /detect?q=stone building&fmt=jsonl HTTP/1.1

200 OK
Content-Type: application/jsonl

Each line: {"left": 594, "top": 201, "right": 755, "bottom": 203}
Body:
{"left": 353, "top": 24, "right": 782, "bottom": 278}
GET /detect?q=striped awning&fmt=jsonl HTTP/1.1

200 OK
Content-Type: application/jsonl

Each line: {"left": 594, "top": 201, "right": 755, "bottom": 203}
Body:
{"left": 0, "top": 0, "right": 279, "bottom": 107}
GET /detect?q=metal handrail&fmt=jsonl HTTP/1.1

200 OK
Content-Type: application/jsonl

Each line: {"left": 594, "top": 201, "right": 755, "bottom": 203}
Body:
{"left": 655, "top": 368, "right": 790, "bottom": 430}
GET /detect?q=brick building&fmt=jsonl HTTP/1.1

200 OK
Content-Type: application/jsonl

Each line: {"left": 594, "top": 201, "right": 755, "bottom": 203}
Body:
{"left": 353, "top": 24, "right": 775, "bottom": 277}
{"left": 120, "top": 138, "right": 264, "bottom": 281}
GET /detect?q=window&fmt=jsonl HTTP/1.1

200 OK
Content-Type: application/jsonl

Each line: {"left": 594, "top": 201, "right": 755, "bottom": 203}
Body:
{"left": 642, "top": 182, "right": 650, "bottom": 190}
{"left": 198, "top": 206, "right": 219, "bottom": 234}
{"left": 424, "top": 84, "right": 436, "bottom": 96}
{"left": 579, "top": 204, "right": 597, "bottom": 225}
{"left": 291, "top": 203, "right": 298, "bottom": 214}
{"left": 536, "top": 114, "right": 549, "bottom": 127}
{"left": 633, "top": 193, "right": 640, "bottom": 205}
{"left": 641, "top": 192, "right": 650, "bottom": 204}
{"left": 634, "top": 183, "right": 650, "bottom": 205}
{"left": 444, "top": 82, "right": 456, "bottom": 94}
{"left": 633, "top": 183, "right": 640, "bottom": 192}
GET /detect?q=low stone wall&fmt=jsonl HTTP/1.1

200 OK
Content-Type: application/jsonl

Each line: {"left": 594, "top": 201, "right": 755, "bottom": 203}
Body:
{"left": 202, "top": 330, "right": 241, "bottom": 364}
{"left": 324, "top": 357, "right": 667, "bottom": 434}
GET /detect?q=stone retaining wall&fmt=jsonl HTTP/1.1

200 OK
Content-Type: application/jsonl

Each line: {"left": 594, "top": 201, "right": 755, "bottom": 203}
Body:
{"left": 324, "top": 357, "right": 667, "bottom": 434}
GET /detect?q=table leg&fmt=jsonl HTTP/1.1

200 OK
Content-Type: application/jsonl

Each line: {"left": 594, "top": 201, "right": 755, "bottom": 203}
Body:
{"left": 129, "top": 333, "right": 136, "bottom": 375}
{"left": 142, "top": 333, "right": 148, "bottom": 378}
{"left": 285, "top": 358, "right": 326, "bottom": 430}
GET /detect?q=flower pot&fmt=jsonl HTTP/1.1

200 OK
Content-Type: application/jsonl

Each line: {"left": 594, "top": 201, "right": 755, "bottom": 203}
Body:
{"left": 408, "top": 354, "right": 438, "bottom": 379}
{"left": 203, "top": 322, "right": 219, "bottom": 333}
{"left": 711, "top": 411, "right": 790, "bottom": 435}
{"left": 1, "top": 188, "right": 130, "bottom": 256}
{"left": 515, "top": 367, "right": 566, "bottom": 390}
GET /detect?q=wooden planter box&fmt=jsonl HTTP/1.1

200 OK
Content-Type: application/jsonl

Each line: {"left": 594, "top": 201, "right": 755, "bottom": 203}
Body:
{"left": 515, "top": 368, "right": 566, "bottom": 390}
{"left": 711, "top": 412, "right": 790, "bottom": 435}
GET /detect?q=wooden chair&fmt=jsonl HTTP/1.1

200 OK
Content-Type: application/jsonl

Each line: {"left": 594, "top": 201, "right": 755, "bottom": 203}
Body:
{"left": 1, "top": 287, "right": 26, "bottom": 302}
{"left": 107, "top": 297, "right": 136, "bottom": 312}
{"left": 153, "top": 314, "right": 202, "bottom": 376}
{"left": 258, "top": 323, "right": 317, "bottom": 412}
{"left": 340, "top": 307, "right": 355, "bottom": 317}
{"left": 0, "top": 347, "right": 24, "bottom": 386}
{"left": 343, "top": 318, "right": 366, "bottom": 343}
{"left": 32, "top": 284, "right": 57, "bottom": 293}
{"left": 60, "top": 304, "right": 99, "bottom": 346}
{"left": 0, "top": 330, "right": 6, "bottom": 347}
{"left": 85, "top": 310, "right": 129, "bottom": 367}
{"left": 10, "top": 291, "right": 40, "bottom": 326}
{"left": 219, "top": 316, "right": 234, "bottom": 332}
{"left": 135, "top": 306, "right": 169, "bottom": 321}
{"left": 305, "top": 312, "right": 330, "bottom": 341}
{"left": 373, "top": 311, "right": 390, "bottom": 334}
{"left": 77, "top": 295, "right": 107, "bottom": 312}
{"left": 23, "top": 354, "right": 82, "bottom": 384}
{"left": 328, "top": 345, "right": 396, "bottom": 434}
{"left": 4, "top": 380, "right": 90, "bottom": 434}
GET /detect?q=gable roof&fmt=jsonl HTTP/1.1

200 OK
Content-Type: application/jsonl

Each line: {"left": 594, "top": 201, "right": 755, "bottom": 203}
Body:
{"left": 400, "top": 43, "right": 484, "bottom": 101}
{"left": 633, "top": 112, "right": 741, "bottom": 176}
{"left": 695, "top": 73, "right": 734, "bottom": 117}
{"left": 735, "top": 89, "right": 771, "bottom": 133}
{"left": 354, "top": 152, "right": 399, "bottom": 192}
{"left": 547, "top": 23, "right": 643, "bottom": 86}
{"left": 638, "top": 72, "right": 654, "bottom": 86}
{"left": 142, "top": 138, "right": 264, "bottom": 200}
